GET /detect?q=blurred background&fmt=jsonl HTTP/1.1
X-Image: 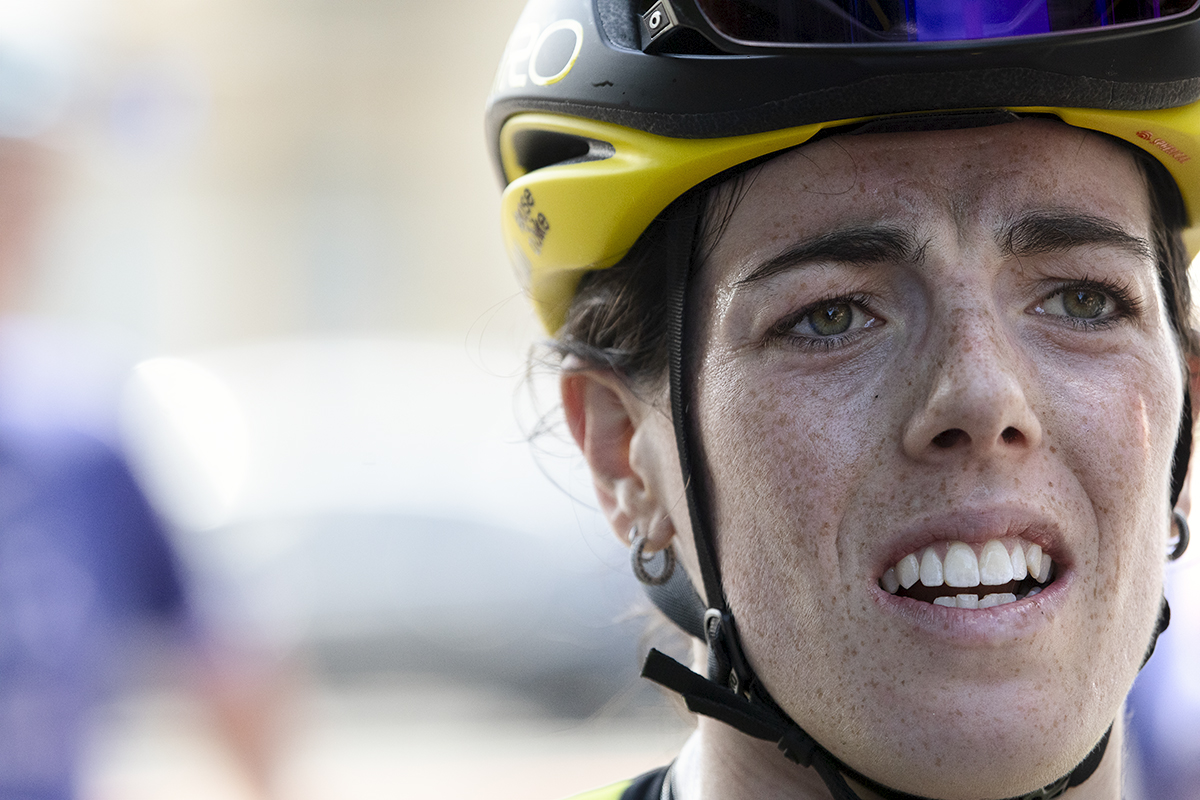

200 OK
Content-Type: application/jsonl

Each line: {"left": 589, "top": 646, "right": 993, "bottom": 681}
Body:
{"left": 0, "top": 1, "right": 1196, "bottom": 799}
{"left": 0, "top": 2, "right": 691, "bottom": 799}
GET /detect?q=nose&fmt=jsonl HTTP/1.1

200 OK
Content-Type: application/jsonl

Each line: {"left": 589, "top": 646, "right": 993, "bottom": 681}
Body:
{"left": 901, "top": 306, "right": 1043, "bottom": 460}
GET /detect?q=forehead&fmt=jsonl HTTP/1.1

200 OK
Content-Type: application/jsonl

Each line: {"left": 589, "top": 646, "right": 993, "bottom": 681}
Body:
{"left": 705, "top": 119, "right": 1151, "bottom": 273}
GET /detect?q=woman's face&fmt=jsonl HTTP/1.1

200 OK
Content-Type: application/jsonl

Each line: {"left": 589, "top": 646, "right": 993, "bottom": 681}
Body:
{"left": 685, "top": 120, "right": 1182, "bottom": 796}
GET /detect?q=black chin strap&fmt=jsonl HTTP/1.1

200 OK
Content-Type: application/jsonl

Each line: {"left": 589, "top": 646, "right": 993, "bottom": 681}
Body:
{"left": 641, "top": 636, "right": 1113, "bottom": 800}
{"left": 642, "top": 648, "right": 865, "bottom": 800}
{"left": 649, "top": 188, "right": 1139, "bottom": 800}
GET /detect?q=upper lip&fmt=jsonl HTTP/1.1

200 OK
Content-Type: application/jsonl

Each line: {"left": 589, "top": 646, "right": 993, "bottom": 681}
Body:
{"left": 873, "top": 505, "right": 1071, "bottom": 580}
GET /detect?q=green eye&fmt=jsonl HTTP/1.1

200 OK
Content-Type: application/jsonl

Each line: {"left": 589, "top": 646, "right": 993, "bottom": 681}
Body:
{"left": 782, "top": 297, "right": 879, "bottom": 345}
{"left": 1035, "top": 284, "right": 1122, "bottom": 325}
{"left": 809, "top": 301, "right": 853, "bottom": 335}
{"left": 1062, "top": 289, "right": 1108, "bottom": 319}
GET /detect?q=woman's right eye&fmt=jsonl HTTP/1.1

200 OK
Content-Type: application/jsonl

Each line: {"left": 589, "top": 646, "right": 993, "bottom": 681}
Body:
{"left": 777, "top": 297, "right": 879, "bottom": 345}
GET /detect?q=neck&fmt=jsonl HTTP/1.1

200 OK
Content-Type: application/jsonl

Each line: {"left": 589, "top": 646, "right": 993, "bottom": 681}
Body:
{"left": 672, "top": 714, "right": 1126, "bottom": 800}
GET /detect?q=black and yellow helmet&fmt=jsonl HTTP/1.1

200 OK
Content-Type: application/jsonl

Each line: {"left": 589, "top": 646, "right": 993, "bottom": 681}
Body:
{"left": 487, "top": 0, "right": 1200, "bottom": 333}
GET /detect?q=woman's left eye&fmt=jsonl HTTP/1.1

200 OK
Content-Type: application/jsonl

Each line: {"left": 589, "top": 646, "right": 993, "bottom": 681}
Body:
{"left": 1033, "top": 284, "right": 1125, "bottom": 326}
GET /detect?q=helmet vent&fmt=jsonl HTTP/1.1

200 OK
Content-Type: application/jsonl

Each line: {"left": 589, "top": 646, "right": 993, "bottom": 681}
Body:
{"left": 597, "top": 0, "right": 639, "bottom": 49}
{"left": 511, "top": 129, "right": 615, "bottom": 174}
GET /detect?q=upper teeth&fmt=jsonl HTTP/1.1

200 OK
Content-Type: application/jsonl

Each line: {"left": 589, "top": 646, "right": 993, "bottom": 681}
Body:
{"left": 880, "top": 539, "right": 1054, "bottom": 607}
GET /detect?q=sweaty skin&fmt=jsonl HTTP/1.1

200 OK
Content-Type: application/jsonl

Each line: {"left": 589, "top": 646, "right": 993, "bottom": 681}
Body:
{"left": 566, "top": 119, "right": 1185, "bottom": 800}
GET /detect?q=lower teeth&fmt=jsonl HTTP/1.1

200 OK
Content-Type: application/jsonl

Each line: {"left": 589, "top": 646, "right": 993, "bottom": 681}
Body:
{"left": 900, "top": 567, "right": 1054, "bottom": 608}
{"left": 928, "top": 581, "right": 1049, "bottom": 608}
{"left": 933, "top": 592, "right": 1020, "bottom": 609}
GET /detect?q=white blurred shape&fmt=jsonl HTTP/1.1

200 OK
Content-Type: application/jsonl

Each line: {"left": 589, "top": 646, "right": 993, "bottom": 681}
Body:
{"left": 0, "top": 0, "right": 101, "bottom": 45}
{"left": 121, "top": 337, "right": 595, "bottom": 543}
{"left": 0, "top": 0, "right": 104, "bottom": 137}
{"left": 122, "top": 357, "right": 250, "bottom": 530}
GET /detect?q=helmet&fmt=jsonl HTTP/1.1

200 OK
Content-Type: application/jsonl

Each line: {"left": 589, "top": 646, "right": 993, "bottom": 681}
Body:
{"left": 487, "top": 0, "right": 1200, "bottom": 334}
{"left": 487, "top": 3, "right": 1200, "bottom": 798}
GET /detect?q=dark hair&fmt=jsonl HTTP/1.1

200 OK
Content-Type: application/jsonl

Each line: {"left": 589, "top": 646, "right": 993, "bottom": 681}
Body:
{"left": 1140, "top": 149, "right": 1199, "bottom": 362}
{"left": 548, "top": 209, "right": 684, "bottom": 386}
{"left": 550, "top": 172, "right": 753, "bottom": 388}
{"left": 552, "top": 136, "right": 1198, "bottom": 383}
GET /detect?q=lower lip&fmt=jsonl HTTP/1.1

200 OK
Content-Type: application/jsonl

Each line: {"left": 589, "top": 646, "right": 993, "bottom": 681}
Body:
{"left": 871, "top": 570, "right": 1072, "bottom": 643}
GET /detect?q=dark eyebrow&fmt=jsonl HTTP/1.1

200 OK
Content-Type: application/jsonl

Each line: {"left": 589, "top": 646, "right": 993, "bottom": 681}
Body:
{"left": 736, "top": 224, "right": 923, "bottom": 286}
{"left": 1002, "top": 211, "right": 1153, "bottom": 262}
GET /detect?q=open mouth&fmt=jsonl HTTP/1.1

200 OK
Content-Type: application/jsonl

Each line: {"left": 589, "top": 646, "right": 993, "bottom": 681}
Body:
{"left": 879, "top": 540, "right": 1056, "bottom": 609}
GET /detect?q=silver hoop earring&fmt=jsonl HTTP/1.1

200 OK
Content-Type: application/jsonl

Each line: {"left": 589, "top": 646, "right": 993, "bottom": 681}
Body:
{"left": 630, "top": 529, "right": 675, "bottom": 586}
{"left": 1170, "top": 508, "right": 1190, "bottom": 562}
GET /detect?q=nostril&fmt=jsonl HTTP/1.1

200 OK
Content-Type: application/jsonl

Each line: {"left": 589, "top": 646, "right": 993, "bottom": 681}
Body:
{"left": 932, "top": 428, "right": 968, "bottom": 449}
{"left": 1001, "top": 426, "right": 1021, "bottom": 444}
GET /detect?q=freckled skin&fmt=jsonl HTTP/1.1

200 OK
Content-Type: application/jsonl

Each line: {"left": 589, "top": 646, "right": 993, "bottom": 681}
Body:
{"left": 652, "top": 122, "right": 1180, "bottom": 798}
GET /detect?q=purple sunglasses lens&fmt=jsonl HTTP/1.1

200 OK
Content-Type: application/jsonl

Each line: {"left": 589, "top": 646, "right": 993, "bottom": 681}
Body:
{"left": 692, "top": 0, "right": 1197, "bottom": 44}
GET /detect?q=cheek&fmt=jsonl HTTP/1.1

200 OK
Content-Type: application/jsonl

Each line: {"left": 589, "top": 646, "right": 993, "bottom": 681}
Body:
{"left": 698, "top": 365, "right": 913, "bottom": 741}
{"left": 698, "top": 364, "right": 890, "bottom": 626}
{"left": 1042, "top": 352, "right": 1178, "bottom": 655}
{"left": 1047, "top": 352, "right": 1180, "bottom": 541}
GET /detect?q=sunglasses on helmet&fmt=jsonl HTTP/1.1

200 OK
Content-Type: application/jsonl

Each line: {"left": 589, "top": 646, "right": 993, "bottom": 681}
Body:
{"left": 641, "top": 0, "right": 1200, "bottom": 50}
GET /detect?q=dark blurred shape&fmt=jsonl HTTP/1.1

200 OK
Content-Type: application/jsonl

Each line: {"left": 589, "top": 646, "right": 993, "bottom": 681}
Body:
{"left": 0, "top": 60, "right": 279, "bottom": 790}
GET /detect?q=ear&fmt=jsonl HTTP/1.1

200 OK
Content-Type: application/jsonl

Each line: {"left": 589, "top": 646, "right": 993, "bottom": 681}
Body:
{"left": 562, "top": 366, "right": 676, "bottom": 552}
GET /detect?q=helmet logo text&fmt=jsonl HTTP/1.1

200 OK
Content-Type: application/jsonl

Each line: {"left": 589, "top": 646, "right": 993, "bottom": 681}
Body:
{"left": 516, "top": 189, "right": 550, "bottom": 253}
{"left": 1137, "top": 130, "right": 1191, "bottom": 163}
{"left": 501, "top": 19, "right": 583, "bottom": 89}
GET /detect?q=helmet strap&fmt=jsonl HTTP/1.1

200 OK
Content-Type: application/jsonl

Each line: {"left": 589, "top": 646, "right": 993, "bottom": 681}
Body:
{"left": 664, "top": 190, "right": 727, "bottom": 615}
{"left": 1170, "top": 389, "right": 1191, "bottom": 509}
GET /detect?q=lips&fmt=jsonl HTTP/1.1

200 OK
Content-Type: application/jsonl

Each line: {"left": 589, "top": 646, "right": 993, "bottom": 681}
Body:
{"left": 879, "top": 539, "right": 1056, "bottom": 609}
